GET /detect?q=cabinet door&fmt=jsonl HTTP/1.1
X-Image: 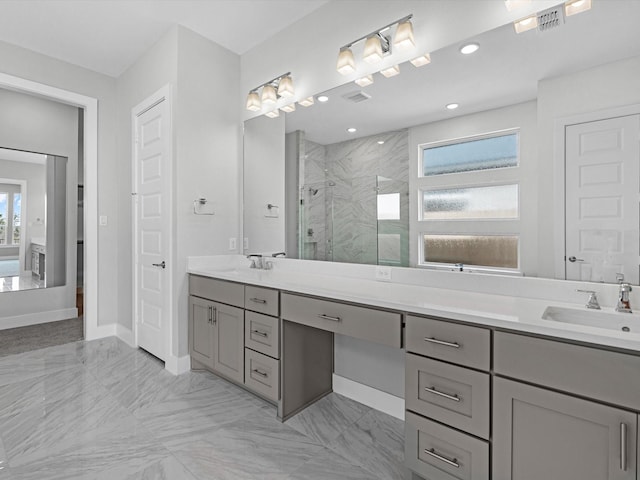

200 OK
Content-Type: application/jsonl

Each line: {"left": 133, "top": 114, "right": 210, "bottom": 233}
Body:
{"left": 493, "top": 377, "right": 637, "bottom": 480}
{"left": 213, "top": 302, "right": 245, "bottom": 383}
{"left": 189, "top": 295, "right": 215, "bottom": 368}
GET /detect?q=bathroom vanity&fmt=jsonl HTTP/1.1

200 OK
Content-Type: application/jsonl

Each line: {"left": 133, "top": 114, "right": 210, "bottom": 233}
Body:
{"left": 187, "top": 256, "right": 640, "bottom": 480}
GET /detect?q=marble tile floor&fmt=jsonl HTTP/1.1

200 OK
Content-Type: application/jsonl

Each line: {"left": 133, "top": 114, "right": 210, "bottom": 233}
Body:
{"left": 0, "top": 318, "right": 83, "bottom": 357}
{"left": 0, "top": 275, "right": 44, "bottom": 293}
{"left": 0, "top": 337, "right": 406, "bottom": 479}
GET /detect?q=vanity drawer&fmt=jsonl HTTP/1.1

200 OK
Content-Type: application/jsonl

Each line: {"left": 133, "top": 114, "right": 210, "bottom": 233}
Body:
{"left": 244, "top": 285, "right": 279, "bottom": 317}
{"left": 405, "top": 411, "right": 489, "bottom": 480}
{"left": 281, "top": 293, "right": 401, "bottom": 348}
{"left": 245, "top": 311, "right": 279, "bottom": 359}
{"left": 406, "top": 315, "right": 491, "bottom": 371}
{"left": 494, "top": 331, "right": 640, "bottom": 411}
{"left": 406, "top": 353, "right": 490, "bottom": 439}
{"left": 189, "top": 275, "right": 244, "bottom": 308}
{"left": 244, "top": 349, "right": 279, "bottom": 402}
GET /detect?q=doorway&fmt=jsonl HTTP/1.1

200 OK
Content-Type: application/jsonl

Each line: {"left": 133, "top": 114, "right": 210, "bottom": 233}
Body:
{"left": 132, "top": 86, "right": 173, "bottom": 361}
{"left": 565, "top": 114, "right": 640, "bottom": 283}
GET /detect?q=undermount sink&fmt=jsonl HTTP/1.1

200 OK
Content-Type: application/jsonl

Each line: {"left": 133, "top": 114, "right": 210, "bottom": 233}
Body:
{"left": 542, "top": 306, "right": 640, "bottom": 333}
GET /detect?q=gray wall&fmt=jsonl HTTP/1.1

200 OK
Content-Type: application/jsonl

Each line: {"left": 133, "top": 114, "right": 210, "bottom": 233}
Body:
{"left": 0, "top": 88, "right": 78, "bottom": 321}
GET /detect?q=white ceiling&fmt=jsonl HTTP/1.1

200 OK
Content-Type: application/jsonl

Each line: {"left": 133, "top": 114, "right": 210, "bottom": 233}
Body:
{"left": 0, "top": 0, "right": 329, "bottom": 77}
{"left": 285, "top": 0, "right": 640, "bottom": 145}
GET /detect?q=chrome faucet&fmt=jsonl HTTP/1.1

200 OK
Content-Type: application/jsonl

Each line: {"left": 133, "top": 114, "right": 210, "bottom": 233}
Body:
{"left": 246, "top": 254, "right": 264, "bottom": 269}
{"left": 615, "top": 273, "right": 632, "bottom": 313}
{"left": 272, "top": 252, "right": 286, "bottom": 258}
{"left": 577, "top": 289, "right": 601, "bottom": 310}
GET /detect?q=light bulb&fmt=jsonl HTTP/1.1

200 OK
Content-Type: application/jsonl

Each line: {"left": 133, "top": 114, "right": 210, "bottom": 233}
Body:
{"left": 337, "top": 47, "right": 356, "bottom": 75}
{"left": 393, "top": 19, "right": 415, "bottom": 50}
{"left": 363, "top": 35, "right": 384, "bottom": 64}
{"left": 245, "top": 91, "right": 261, "bottom": 112}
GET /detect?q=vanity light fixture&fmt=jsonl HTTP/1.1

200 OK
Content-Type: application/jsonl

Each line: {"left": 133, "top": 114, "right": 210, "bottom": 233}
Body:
{"left": 298, "top": 96, "right": 315, "bottom": 107}
{"left": 446, "top": 103, "right": 459, "bottom": 110}
{"left": 565, "top": 0, "right": 591, "bottom": 16}
{"left": 410, "top": 53, "right": 431, "bottom": 67}
{"left": 380, "top": 64, "right": 400, "bottom": 78}
{"left": 245, "top": 72, "right": 294, "bottom": 111}
{"left": 504, "top": 0, "right": 531, "bottom": 11}
{"left": 317, "top": 95, "right": 329, "bottom": 103}
{"left": 393, "top": 18, "right": 415, "bottom": 50}
{"left": 337, "top": 47, "right": 356, "bottom": 75}
{"left": 347, "top": 127, "right": 357, "bottom": 133}
{"left": 281, "top": 103, "right": 296, "bottom": 113}
{"left": 245, "top": 91, "right": 261, "bottom": 112}
{"left": 261, "top": 84, "right": 277, "bottom": 105}
{"left": 336, "top": 14, "right": 414, "bottom": 74}
{"left": 354, "top": 75, "right": 374, "bottom": 87}
{"left": 513, "top": 14, "right": 538, "bottom": 33}
{"left": 264, "top": 109, "right": 280, "bottom": 118}
{"left": 459, "top": 43, "right": 480, "bottom": 55}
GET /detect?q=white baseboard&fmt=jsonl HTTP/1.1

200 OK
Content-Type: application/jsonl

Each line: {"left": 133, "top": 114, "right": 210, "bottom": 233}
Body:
{"left": 84, "top": 322, "right": 116, "bottom": 341}
{"left": 165, "top": 354, "right": 190, "bottom": 375}
{"left": 0, "top": 308, "right": 78, "bottom": 331}
{"left": 332, "top": 374, "right": 405, "bottom": 420}
{"left": 116, "top": 324, "right": 135, "bottom": 347}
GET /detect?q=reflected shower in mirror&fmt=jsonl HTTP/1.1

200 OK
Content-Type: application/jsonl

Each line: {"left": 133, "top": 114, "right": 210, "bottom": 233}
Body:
{"left": 0, "top": 147, "right": 67, "bottom": 293}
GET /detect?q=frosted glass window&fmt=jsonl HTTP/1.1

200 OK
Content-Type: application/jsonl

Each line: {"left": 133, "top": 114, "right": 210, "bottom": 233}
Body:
{"left": 0, "top": 193, "right": 6, "bottom": 245}
{"left": 422, "top": 184, "right": 518, "bottom": 220}
{"left": 377, "top": 193, "right": 400, "bottom": 220}
{"left": 423, "top": 132, "right": 518, "bottom": 176}
{"left": 423, "top": 234, "right": 518, "bottom": 269}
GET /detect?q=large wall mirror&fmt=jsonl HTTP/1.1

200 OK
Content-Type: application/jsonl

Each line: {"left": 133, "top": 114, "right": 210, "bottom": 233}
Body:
{"left": 244, "top": 0, "right": 640, "bottom": 284}
{"left": 0, "top": 147, "right": 68, "bottom": 292}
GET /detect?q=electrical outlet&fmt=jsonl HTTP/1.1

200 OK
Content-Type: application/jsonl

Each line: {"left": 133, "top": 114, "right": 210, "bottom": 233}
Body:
{"left": 99, "top": 215, "right": 107, "bottom": 226}
{"left": 229, "top": 237, "right": 237, "bottom": 250}
{"left": 375, "top": 266, "right": 392, "bottom": 282}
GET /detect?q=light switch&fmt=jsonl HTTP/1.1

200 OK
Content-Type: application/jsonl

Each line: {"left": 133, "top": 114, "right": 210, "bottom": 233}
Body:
{"left": 99, "top": 215, "right": 108, "bottom": 226}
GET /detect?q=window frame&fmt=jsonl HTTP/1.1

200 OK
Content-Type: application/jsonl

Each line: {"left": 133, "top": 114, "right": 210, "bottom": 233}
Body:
{"left": 416, "top": 128, "right": 522, "bottom": 274}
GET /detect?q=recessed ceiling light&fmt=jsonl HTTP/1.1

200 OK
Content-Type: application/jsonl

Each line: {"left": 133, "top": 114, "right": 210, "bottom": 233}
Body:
{"left": 317, "top": 95, "right": 329, "bottom": 103}
{"left": 446, "top": 103, "right": 459, "bottom": 110}
{"left": 281, "top": 103, "right": 296, "bottom": 113}
{"left": 565, "top": 0, "right": 591, "bottom": 16}
{"left": 347, "top": 127, "right": 357, "bottom": 133}
{"left": 459, "top": 43, "right": 480, "bottom": 55}
{"left": 504, "top": 0, "right": 531, "bottom": 11}
{"left": 265, "top": 109, "right": 280, "bottom": 118}
{"left": 377, "top": 140, "right": 385, "bottom": 145}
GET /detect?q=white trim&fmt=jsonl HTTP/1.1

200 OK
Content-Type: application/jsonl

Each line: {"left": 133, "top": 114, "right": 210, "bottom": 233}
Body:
{"left": 131, "top": 84, "right": 174, "bottom": 364}
{"left": 552, "top": 103, "right": 640, "bottom": 280}
{"left": 0, "top": 72, "right": 99, "bottom": 344}
{"left": 116, "top": 324, "right": 135, "bottom": 347}
{"left": 85, "top": 322, "right": 116, "bottom": 341}
{"left": 0, "top": 308, "right": 78, "bottom": 330}
{"left": 165, "top": 354, "right": 191, "bottom": 375}
{"left": 332, "top": 374, "right": 405, "bottom": 420}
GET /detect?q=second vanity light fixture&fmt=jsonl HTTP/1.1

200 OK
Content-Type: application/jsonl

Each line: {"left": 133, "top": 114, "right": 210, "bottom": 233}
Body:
{"left": 245, "top": 72, "right": 294, "bottom": 112}
{"left": 336, "top": 15, "right": 416, "bottom": 75}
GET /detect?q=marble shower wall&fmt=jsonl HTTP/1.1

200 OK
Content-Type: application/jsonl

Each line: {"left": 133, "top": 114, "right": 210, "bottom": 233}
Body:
{"left": 301, "top": 130, "right": 409, "bottom": 266}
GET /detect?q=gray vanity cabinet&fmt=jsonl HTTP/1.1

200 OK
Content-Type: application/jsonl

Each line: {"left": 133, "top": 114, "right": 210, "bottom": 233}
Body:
{"left": 493, "top": 377, "right": 637, "bottom": 480}
{"left": 188, "top": 275, "right": 245, "bottom": 383}
{"left": 188, "top": 295, "right": 216, "bottom": 368}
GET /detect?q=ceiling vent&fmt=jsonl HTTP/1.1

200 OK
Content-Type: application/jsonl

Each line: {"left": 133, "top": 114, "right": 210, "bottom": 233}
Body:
{"left": 537, "top": 6, "right": 564, "bottom": 32}
{"left": 343, "top": 90, "right": 372, "bottom": 103}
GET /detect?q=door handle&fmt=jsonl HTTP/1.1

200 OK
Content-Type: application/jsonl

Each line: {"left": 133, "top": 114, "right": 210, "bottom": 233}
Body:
{"left": 568, "top": 256, "right": 584, "bottom": 263}
{"left": 620, "top": 423, "right": 627, "bottom": 471}
{"left": 152, "top": 261, "right": 166, "bottom": 269}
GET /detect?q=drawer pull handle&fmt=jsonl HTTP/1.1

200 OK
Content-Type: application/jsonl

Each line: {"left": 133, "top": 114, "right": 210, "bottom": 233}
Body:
{"left": 318, "top": 314, "right": 341, "bottom": 322}
{"left": 424, "top": 448, "right": 459, "bottom": 468}
{"left": 252, "top": 368, "right": 268, "bottom": 378}
{"left": 424, "top": 386, "right": 461, "bottom": 402}
{"left": 620, "top": 423, "right": 627, "bottom": 471}
{"left": 423, "top": 337, "right": 460, "bottom": 349}
{"left": 250, "top": 298, "right": 267, "bottom": 304}
{"left": 252, "top": 330, "right": 268, "bottom": 338}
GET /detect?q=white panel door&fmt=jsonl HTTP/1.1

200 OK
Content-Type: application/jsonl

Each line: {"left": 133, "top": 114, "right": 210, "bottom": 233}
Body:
{"left": 134, "top": 98, "right": 171, "bottom": 360}
{"left": 565, "top": 115, "right": 640, "bottom": 283}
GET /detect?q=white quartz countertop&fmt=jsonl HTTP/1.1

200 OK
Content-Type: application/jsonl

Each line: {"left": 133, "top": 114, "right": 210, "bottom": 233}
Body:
{"left": 188, "top": 256, "right": 640, "bottom": 354}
